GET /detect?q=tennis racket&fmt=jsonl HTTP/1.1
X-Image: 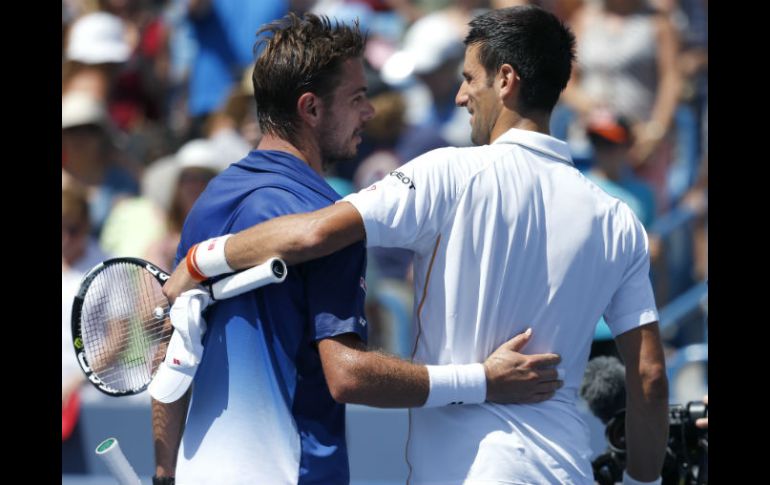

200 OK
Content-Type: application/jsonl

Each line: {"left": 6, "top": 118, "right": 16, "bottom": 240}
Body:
{"left": 71, "top": 257, "right": 286, "bottom": 397}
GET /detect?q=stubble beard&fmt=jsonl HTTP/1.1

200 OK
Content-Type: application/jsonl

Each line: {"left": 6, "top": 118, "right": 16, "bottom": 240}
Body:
{"left": 470, "top": 119, "right": 490, "bottom": 146}
{"left": 320, "top": 124, "right": 358, "bottom": 167}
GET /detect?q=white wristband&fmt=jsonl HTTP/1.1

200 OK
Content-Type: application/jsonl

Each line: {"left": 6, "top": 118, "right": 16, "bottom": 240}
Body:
{"left": 194, "top": 234, "right": 235, "bottom": 277}
{"left": 623, "top": 471, "right": 662, "bottom": 485}
{"left": 423, "top": 363, "right": 486, "bottom": 407}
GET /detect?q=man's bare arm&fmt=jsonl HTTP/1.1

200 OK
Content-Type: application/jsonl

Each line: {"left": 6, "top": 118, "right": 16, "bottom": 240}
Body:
{"left": 319, "top": 330, "right": 563, "bottom": 408}
{"left": 615, "top": 322, "right": 669, "bottom": 482}
{"left": 152, "top": 390, "right": 191, "bottom": 479}
{"left": 163, "top": 202, "right": 364, "bottom": 302}
{"left": 229, "top": 202, "right": 365, "bottom": 267}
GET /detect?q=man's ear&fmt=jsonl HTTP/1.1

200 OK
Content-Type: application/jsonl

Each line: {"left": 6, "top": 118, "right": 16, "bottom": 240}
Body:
{"left": 297, "top": 92, "right": 323, "bottom": 127}
{"left": 497, "top": 64, "right": 519, "bottom": 101}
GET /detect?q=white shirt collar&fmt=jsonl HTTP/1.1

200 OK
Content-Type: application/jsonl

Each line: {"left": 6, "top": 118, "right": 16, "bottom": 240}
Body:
{"left": 492, "top": 128, "right": 573, "bottom": 166}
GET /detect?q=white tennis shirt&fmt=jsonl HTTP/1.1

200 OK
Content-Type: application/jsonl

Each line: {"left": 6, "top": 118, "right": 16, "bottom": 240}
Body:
{"left": 343, "top": 128, "right": 658, "bottom": 484}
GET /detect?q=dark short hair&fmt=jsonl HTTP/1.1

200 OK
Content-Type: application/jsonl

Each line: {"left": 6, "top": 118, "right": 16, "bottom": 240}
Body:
{"left": 464, "top": 6, "right": 575, "bottom": 113}
{"left": 252, "top": 13, "right": 365, "bottom": 143}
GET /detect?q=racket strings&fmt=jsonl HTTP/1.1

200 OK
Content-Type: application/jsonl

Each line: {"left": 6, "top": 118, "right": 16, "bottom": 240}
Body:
{"left": 80, "top": 263, "right": 172, "bottom": 393}
{"left": 90, "top": 301, "right": 170, "bottom": 347}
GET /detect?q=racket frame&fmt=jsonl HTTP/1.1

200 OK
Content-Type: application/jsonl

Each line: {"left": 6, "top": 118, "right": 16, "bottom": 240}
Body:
{"left": 71, "top": 257, "right": 170, "bottom": 397}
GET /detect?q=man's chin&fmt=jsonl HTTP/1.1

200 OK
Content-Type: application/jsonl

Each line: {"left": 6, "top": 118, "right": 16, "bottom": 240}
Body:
{"left": 323, "top": 149, "right": 357, "bottom": 167}
{"left": 470, "top": 125, "right": 491, "bottom": 146}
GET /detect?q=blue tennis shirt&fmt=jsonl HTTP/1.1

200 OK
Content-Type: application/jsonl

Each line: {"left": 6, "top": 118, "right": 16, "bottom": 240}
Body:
{"left": 173, "top": 150, "right": 368, "bottom": 484}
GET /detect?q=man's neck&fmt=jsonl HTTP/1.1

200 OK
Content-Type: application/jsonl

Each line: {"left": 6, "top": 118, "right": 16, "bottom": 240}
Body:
{"left": 257, "top": 133, "right": 324, "bottom": 175}
{"left": 489, "top": 110, "right": 551, "bottom": 143}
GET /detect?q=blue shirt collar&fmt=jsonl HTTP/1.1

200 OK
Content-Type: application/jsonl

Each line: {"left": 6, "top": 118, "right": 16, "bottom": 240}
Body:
{"left": 233, "top": 150, "right": 341, "bottom": 201}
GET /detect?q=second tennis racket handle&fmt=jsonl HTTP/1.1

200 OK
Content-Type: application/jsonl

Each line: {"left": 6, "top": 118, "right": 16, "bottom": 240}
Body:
{"left": 95, "top": 437, "right": 142, "bottom": 485}
{"left": 210, "top": 257, "right": 287, "bottom": 300}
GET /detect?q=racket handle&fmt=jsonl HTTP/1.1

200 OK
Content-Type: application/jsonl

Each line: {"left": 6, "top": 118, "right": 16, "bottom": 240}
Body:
{"left": 95, "top": 437, "right": 142, "bottom": 485}
{"left": 209, "top": 257, "right": 287, "bottom": 300}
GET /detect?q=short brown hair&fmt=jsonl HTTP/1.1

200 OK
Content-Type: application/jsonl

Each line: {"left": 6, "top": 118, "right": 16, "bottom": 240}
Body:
{"left": 252, "top": 13, "right": 365, "bottom": 144}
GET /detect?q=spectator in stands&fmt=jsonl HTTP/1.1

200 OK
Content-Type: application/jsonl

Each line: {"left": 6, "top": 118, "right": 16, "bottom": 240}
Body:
{"left": 62, "top": 180, "right": 111, "bottom": 473}
{"left": 680, "top": 153, "right": 707, "bottom": 281}
{"left": 185, "top": 0, "right": 287, "bottom": 137}
{"left": 62, "top": 91, "right": 139, "bottom": 238}
{"left": 561, "top": 0, "right": 682, "bottom": 212}
{"left": 63, "top": 11, "right": 132, "bottom": 104}
{"left": 145, "top": 139, "right": 222, "bottom": 270}
{"left": 380, "top": 10, "right": 471, "bottom": 147}
{"left": 202, "top": 75, "right": 258, "bottom": 165}
{"left": 99, "top": 139, "right": 222, "bottom": 271}
{"left": 585, "top": 110, "right": 656, "bottom": 227}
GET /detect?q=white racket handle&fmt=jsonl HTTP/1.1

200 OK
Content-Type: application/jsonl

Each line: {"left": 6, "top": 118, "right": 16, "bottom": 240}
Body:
{"left": 209, "top": 257, "right": 287, "bottom": 300}
{"left": 95, "top": 437, "right": 142, "bottom": 485}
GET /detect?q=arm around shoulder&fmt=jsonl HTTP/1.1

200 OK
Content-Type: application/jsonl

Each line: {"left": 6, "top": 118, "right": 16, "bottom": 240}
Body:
{"left": 226, "top": 202, "right": 366, "bottom": 269}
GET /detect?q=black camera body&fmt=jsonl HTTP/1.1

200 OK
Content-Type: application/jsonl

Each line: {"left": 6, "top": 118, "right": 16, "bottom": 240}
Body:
{"left": 592, "top": 401, "right": 708, "bottom": 485}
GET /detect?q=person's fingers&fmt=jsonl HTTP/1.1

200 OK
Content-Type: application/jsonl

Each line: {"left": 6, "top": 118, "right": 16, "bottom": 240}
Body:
{"left": 534, "top": 368, "right": 559, "bottom": 381}
{"left": 528, "top": 353, "right": 562, "bottom": 368}
{"left": 536, "top": 380, "right": 564, "bottom": 393}
{"left": 503, "top": 328, "right": 533, "bottom": 352}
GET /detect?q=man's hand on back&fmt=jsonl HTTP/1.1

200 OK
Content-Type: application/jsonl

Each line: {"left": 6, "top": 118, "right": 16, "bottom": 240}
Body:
{"left": 484, "top": 328, "right": 563, "bottom": 404}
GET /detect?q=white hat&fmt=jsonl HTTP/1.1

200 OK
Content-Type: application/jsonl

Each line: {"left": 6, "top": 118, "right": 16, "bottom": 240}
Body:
{"left": 176, "top": 139, "right": 222, "bottom": 172}
{"left": 147, "top": 357, "right": 197, "bottom": 403}
{"left": 62, "top": 91, "right": 108, "bottom": 129}
{"left": 66, "top": 12, "right": 131, "bottom": 64}
{"left": 381, "top": 13, "right": 465, "bottom": 84}
{"left": 141, "top": 155, "right": 179, "bottom": 211}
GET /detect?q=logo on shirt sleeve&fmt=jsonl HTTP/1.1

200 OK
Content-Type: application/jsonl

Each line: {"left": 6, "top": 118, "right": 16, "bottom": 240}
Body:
{"left": 388, "top": 171, "right": 416, "bottom": 190}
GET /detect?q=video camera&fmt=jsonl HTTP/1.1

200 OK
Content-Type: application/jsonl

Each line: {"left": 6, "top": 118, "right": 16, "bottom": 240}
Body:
{"left": 592, "top": 400, "right": 708, "bottom": 485}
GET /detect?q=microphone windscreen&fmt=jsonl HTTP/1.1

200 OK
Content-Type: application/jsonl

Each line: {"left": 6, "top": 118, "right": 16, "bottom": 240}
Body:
{"left": 580, "top": 355, "right": 626, "bottom": 424}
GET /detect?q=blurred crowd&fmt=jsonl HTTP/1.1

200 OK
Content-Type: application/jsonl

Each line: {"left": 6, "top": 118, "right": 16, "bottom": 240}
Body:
{"left": 62, "top": 0, "right": 707, "bottom": 441}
